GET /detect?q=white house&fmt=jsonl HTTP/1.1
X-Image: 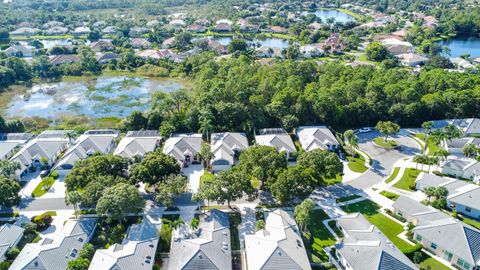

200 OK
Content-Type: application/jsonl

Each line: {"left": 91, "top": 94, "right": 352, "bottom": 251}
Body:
{"left": 299, "top": 45, "right": 324, "bottom": 58}
{"left": 442, "top": 137, "right": 480, "bottom": 156}
{"left": 210, "top": 132, "right": 249, "bottom": 172}
{"left": 381, "top": 38, "right": 414, "bottom": 55}
{"left": 0, "top": 223, "right": 24, "bottom": 262}
{"left": 0, "top": 133, "right": 31, "bottom": 160}
{"left": 296, "top": 126, "right": 339, "bottom": 151}
{"left": 335, "top": 213, "right": 418, "bottom": 270}
{"left": 10, "top": 130, "right": 70, "bottom": 180}
{"left": 255, "top": 128, "right": 297, "bottom": 159}
{"left": 397, "top": 53, "right": 429, "bottom": 67}
{"left": 113, "top": 130, "right": 161, "bottom": 159}
{"left": 245, "top": 209, "right": 311, "bottom": 270}
{"left": 162, "top": 134, "right": 202, "bottom": 168}
{"left": 431, "top": 118, "right": 480, "bottom": 136}
{"left": 440, "top": 158, "right": 480, "bottom": 182}
{"left": 4, "top": 44, "right": 36, "bottom": 58}
{"left": 53, "top": 130, "right": 119, "bottom": 175}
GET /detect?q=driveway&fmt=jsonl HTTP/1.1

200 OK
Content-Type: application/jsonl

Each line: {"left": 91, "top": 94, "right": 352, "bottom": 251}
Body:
{"left": 183, "top": 164, "right": 204, "bottom": 193}
{"left": 42, "top": 175, "right": 67, "bottom": 199}
{"left": 345, "top": 129, "right": 420, "bottom": 189}
{"left": 18, "top": 171, "right": 42, "bottom": 198}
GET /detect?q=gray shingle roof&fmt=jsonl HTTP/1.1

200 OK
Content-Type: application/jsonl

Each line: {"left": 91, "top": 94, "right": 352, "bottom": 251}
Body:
{"left": 114, "top": 131, "right": 161, "bottom": 158}
{"left": 296, "top": 126, "right": 339, "bottom": 151}
{"left": 449, "top": 187, "right": 480, "bottom": 212}
{"left": 9, "top": 218, "right": 96, "bottom": 270}
{"left": 167, "top": 209, "right": 232, "bottom": 270}
{"left": 0, "top": 223, "right": 24, "bottom": 260}
{"left": 336, "top": 213, "right": 418, "bottom": 270}
{"left": 415, "top": 173, "right": 452, "bottom": 191}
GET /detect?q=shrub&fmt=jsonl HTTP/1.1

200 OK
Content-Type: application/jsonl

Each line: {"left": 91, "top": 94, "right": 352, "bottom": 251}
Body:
{"left": 256, "top": 220, "right": 266, "bottom": 230}
{"left": 5, "top": 247, "right": 20, "bottom": 260}
{"left": 51, "top": 170, "right": 58, "bottom": 179}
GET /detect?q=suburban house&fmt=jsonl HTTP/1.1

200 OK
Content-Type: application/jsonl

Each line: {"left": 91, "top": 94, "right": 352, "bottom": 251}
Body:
{"left": 89, "top": 218, "right": 159, "bottom": 270}
{"left": 9, "top": 218, "right": 97, "bottom": 270}
{"left": 296, "top": 126, "right": 339, "bottom": 152}
{"left": 335, "top": 213, "right": 418, "bottom": 270}
{"left": 53, "top": 130, "right": 119, "bottom": 175}
{"left": 440, "top": 158, "right": 480, "bottom": 182}
{"left": 187, "top": 24, "right": 207, "bottom": 33}
{"left": 255, "top": 128, "right": 296, "bottom": 159}
{"left": 4, "top": 44, "right": 36, "bottom": 57}
{"left": 102, "top": 26, "right": 116, "bottom": 35}
{"left": 245, "top": 209, "right": 311, "bottom": 270}
{"left": 45, "top": 27, "right": 68, "bottom": 36}
{"left": 72, "top": 26, "right": 90, "bottom": 36}
{"left": 10, "top": 27, "right": 40, "bottom": 36}
{"left": 451, "top": 57, "right": 477, "bottom": 72}
{"left": 210, "top": 132, "right": 249, "bottom": 172}
{"left": 213, "top": 22, "right": 232, "bottom": 32}
{"left": 42, "top": 21, "right": 64, "bottom": 29}
{"left": 49, "top": 55, "right": 79, "bottom": 65}
{"left": 416, "top": 172, "right": 480, "bottom": 219}
{"left": 442, "top": 137, "right": 480, "bottom": 156}
{"left": 381, "top": 38, "right": 414, "bottom": 55}
{"left": 299, "top": 45, "right": 324, "bottom": 58}
{"left": 89, "top": 40, "right": 114, "bottom": 52}
{"left": 113, "top": 130, "right": 161, "bottom": 159}
{"left": 129, "top": 27, "right": 149, "bottom": 37}
{"left": 10, "top": 130, "right": 70, "bottom": 180}
{"left": 255, "top": 46, "right": 283, "bottom": 58}
{"left": 431, "top": 118, "right": 480, "bottom": 136}
{"left": 167, "top": 210, "right": 231, "bottom": 270}
{"left": 95, "top": 52, "right": 119, "bottom": 64}
{"left": 162, "top": 133, "right": 202, "bottom": 168}
{"left": 0, "top": 133, "right": 32, "bottom": 160}
{"left": 397, "top": 53, "right": 429, "bottom": 67}
{"left": 130, "top": 38, "right": 153, "bottom": 49}
{"left": 267, "top": 26, "right": 288, "bottom": 34}
{"left": 393, "top": 196, "right": 480, "bottom": 270}
{"left": 0, "top": 223, "right": 25, "bottom": 262}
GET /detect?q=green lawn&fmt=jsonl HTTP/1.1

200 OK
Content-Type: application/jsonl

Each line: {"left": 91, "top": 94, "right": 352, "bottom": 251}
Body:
{"left": 302, "top": 209, "right": 336, "bottom": 263}
{"left": 373, "top": 138, "right": 398, "bottom": 149}
{"left": 380, "top": 190, "right": 400, "bottom": 201}
{"left": 415, "top": 134, "right": 440, "bottom": 156}
{"left": 31, "top": 177, "right": 55, "bottom": 197}
{"left": 393, "top": 168, "right": 423, "bottom": 191}
{"left": 385, "top": 167, "right": 401, "bottom": 183}
{"left": 327, "top": 220, "right": 344, "bottom": 237}
{"left": 341, "top": 200, "right": 414, "bottom": 253}
{"left": 324, "top": 174, "right": 343, "bottom": 186}
{"left": 459, "top": 215, "right": 480, "bottom": 230}
{"left": 336, "top": 194, "right": 361, "bottom": 203}
{"left": 417, "top": 252, "right": 451, "bottom": 270}
{"left": 347, "top": 154, "right": 368, "bottom": 173}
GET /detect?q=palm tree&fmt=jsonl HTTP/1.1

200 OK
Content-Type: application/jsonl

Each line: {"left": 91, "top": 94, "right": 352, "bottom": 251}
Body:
{"left": 343, "top": 129, "right": 358, "bottom": 149}
{"left": 171, "top": 218, "right": 185, "bottom": 230}
{"left": 198, "top": 111, "right": 214, "bottom": 142}
{"left": 199, "top": 142, "right": 214, "bottom": 170}
{"left": 423, "top": 186, "right": 436, "bottom": 203}
{"left": 463, "top": 143, "right": 478, "bottom": 159}
{"left": 65, "top": 131, "right": 77, "bottom": 145}
{"left": 190, "top": 217, "right": 200, "bottom": 230}
{"left": 421, "top": 121, "right": 434, "bottom": 153}
{"left": 65, "top": 191, "right": 81, "bottom": 218}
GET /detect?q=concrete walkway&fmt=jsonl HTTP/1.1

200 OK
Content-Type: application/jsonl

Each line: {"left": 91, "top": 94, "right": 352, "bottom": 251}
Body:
{"left": 237, "top": 203, "right": 257, "bottom": 250}
{"left": 183, "top": 164, "right": 204, "bottom": 193}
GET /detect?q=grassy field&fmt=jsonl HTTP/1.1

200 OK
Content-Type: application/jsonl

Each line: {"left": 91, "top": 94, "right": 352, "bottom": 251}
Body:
{"left": 393, "top": 168, "right": 423, "bottom": 191}
{"left": 379, "top": 190, "right": 400, "bottom": 201}
{"left": 302, "top": 209, "right": 336, "bottom": 263}
{"left": 31, "top": 177, "right": 55, "bottom": 197}
{"left": 347, "top": 154, "right": 368, "bottom": 173}
{"left": 385, "top": 167, "right": 401, "bottom": 183}
{"left": 324, "top": 174, "right": 343, "bottom": 186}
{"left": 373, "top": 138, "right": 398, "bottom": 149}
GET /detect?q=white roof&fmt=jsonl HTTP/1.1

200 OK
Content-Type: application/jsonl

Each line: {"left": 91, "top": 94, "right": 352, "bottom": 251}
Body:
{"left": 255, "top": 132, "right": 296, "bottom": 153}
{"left": 210, "top": 132, "right": 249, "bottom": 165}
{"left": 162, "top": 134, "right": 202, "bottom": 163}
{"left": 113, "top": 131, "right": 161, "bottom": 158}
{"left": 296, "top": 126, "right": 338, "bottom": 151}
{"left": 245, "top": 209, "right": 311, "bottom": 270}
{"left": 381, "top": 38, "right": 413, "bottom": 47}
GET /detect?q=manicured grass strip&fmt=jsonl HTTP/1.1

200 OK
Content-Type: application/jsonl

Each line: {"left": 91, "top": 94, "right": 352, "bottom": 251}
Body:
{"left": 380, "top": 190, "right": 400, "bottom": 201}
{"left": 415, "top": 134, "right": 440, "bottom": 156}
{"left": 459, "top": 215, "right": 480, "bottom": 230}
{"left": 347, "top": 154, "right": 367, "bottom": 173}
{"left": 31, "top": 177, "right": 55, "bottom": 197}
{"left": 385, "top": 167, "right": 401, "bottom": 183}
{"left": 417, "top": 252, "right": 451, "bottom": 270}
{"left": 327, "top": 220, "right": 344, "bottom": 237}
{"left": 393, "top": 168, "right": 423, "bottom": 191}
{"left": 341, "top": 200, "right": 414, "bottom": 253}
{"left": 229, "top": 212, "right": 241, "bottom": 251}
{"left": 302, "top": 209, "right": 336, "bottom": 263}
{"left": 324, "top": 174, "right": 342, "bottom": 186}
{"left": 373, "top": 138, "right": 398, "bottom": 149}
{"left": 336, "top": 194, "right": 361, "bottom": 203}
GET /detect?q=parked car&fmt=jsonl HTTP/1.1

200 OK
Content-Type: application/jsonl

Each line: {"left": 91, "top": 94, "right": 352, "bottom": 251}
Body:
{"left": 357, "top": 127, "right": 372, "bottom": 133}
{"left": 338, "top": 151, "right": 346, "bottom": 161}
{"left": 40, "top": 169, "right": 50, "bottom": 178}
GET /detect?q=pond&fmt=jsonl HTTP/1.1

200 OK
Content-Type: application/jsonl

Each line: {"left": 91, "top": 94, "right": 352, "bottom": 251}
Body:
{"left": 193, "top": 36, "right": 293, "bottom": 49}
{"left": 435, "top": 37, "right": 480, "bottom": 58}
{"left": 4, "top": 75, "right": 188, "bottom": 120}
{"left": 306, "top": 9, "right": 355, "bottom": 23}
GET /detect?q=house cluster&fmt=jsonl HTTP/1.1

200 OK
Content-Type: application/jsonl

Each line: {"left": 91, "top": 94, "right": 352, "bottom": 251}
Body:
{"left": 161, "top": 126, "right": 339, "bottom": 172}
{"left": 393, "top": 196, "right": 480, "bottom": 270}
{"left": 416, "top": 172, "right": 480, "bottom": 219}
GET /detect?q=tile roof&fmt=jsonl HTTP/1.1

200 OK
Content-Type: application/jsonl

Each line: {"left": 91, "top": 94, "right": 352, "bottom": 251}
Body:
{"left": 296, "top": 126, "right": 339, "bottom": 151}
{"left": 114, "top": 131, "right": 161, "bottom": 158}
{"left": 255, "top": 129, "right": 296, "bottom": 153}
{"left": 162, "top": 134, "right": 202, "bottom": 163}
{"left": 0, "top": 223, "right": 24, "bottom": 259}
{"left": 210, "top": 132, "right": 249, "bottom": 166}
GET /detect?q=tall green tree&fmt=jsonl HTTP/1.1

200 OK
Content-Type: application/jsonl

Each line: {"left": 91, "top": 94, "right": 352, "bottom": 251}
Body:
{"left": 376, "top": 121, "right": 400, "bottom": 142}
{"left": 130, "top": 151, "right": 180, "bottom": 185}
{"left": 156, "top": 174, "right": 187, "bottom": 207}
{"left": 343, "top": 129, "right": 358, "bottom": 149}
{"left": 365, "top": 41, "right": 391, "bottom": 61}
{"left": 0, "top": 176, "right": 21, "bottom": 207}
{"left": 294, "top": 198, "right": 315, "bottom": 232}
{"left": 0, "top": 160, "right": 21, "bottom": 178}
{"left": 271, "top": 166, "right": 316, "bottom": 204}
{"left": 96, "top": 183, "right": 145, "bottom": 220}
{"left": 296, "top": 149, "right": 343, "bottom": 185}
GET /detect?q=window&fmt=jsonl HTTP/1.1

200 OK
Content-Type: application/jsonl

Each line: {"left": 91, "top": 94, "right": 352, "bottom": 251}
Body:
{"left": 466, "top": 207, "right": 472, "bottom": 212}
{"left": 398, "top": 211, "right": 403, "bottom": 217}
{"left": 456, "top": 258, "right": 471, "bottom": 270}
{"left": 430, "top": 243, "right": 437, "bottom": 250}
{"left": 444, "top": 251, "right": 453, "bottom": 262}
{"left": 416, "top": 234, "right": 422, "bottom": 242}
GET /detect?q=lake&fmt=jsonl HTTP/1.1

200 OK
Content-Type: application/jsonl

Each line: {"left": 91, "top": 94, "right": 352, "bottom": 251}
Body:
{"left": 435, "top": 37, "right": 480, "bottom": 58}
{"left": 4, "top": 75, "right": 188, "bottom": 120}
{"left": 193, "top": 36, "right": 293, "bottom": 49}
{"left": 307, "top": 9, "right": 355, "bottom": 23}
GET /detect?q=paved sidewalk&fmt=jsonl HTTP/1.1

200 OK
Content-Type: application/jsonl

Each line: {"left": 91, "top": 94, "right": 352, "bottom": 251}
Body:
{"left": 237, "top": 203, "right": 257, "bottom": 250}
{"left": 183, "top": 164, "right": 204, "bottom": 193}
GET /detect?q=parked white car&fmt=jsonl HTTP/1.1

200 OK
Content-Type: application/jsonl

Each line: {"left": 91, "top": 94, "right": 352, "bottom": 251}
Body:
{"left": 357, "top": 127, "right": 372, "bottom": 133}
